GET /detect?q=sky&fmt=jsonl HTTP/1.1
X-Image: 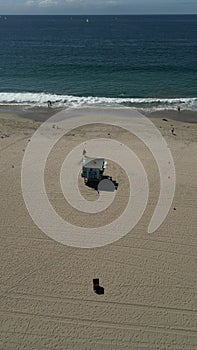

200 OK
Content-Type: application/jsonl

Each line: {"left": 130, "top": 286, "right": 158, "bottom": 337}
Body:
{"left": 0, "top": 0, "right": 196, "bottom": 15}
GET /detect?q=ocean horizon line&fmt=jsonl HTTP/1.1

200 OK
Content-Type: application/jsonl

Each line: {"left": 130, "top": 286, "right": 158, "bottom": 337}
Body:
{"left": 1, "top": 14, "right": 197, "bottom": 16}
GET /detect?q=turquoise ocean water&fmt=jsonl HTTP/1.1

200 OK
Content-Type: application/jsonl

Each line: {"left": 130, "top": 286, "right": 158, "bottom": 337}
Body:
{"left": 0, "top": 15, "right": 196, "bottom": 110}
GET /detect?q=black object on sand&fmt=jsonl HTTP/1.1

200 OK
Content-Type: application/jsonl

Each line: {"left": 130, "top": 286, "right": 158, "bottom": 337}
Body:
{"left": 93, "top": 278, "right": 104, "bottom": 295}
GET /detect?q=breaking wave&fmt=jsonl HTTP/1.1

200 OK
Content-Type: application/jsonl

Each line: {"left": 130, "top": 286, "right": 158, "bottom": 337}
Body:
{"left": 0, "top": 92, "right": 197, "bottom": 111}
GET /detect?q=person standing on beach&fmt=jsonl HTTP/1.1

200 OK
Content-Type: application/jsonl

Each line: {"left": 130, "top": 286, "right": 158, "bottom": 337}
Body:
{"left": 171, "top": 127, "right": 176, "bottom": 135}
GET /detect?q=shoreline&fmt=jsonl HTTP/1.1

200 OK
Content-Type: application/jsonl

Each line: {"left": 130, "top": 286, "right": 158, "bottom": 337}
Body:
{"left": 0, "top": 105, "right": 197, "bottom": 123}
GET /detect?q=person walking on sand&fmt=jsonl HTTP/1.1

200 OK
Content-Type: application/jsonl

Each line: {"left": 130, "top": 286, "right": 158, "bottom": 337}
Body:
{"left": 171, "top": 127, "right": 176, "bottom": 136}
{"left": 47, "top": 100, "right": 52, "bottom": 108}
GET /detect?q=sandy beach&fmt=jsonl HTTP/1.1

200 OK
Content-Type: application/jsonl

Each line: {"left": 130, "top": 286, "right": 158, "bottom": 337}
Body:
{"left": 0, "top": 106, "right": 196, "bottom": 349}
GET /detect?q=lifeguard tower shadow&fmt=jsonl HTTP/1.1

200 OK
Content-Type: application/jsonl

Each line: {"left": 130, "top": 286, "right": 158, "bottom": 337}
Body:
{"left": 86, "top": 176, "right": 119, "bottom": 192}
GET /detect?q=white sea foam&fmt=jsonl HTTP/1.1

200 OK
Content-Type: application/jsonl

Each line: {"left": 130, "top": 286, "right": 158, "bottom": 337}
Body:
{"left": 0, "top": 92, "right": 196, "bottom": 111}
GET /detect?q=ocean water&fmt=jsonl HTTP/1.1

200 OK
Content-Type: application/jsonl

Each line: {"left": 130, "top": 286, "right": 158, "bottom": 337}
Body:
{"left": 0, "top": 15, "right": 197, "bottom": 110}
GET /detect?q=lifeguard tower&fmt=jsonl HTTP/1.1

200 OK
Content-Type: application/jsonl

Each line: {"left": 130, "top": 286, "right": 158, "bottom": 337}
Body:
{"left": 81, "top": 156, "right": 107, "bottom": 183}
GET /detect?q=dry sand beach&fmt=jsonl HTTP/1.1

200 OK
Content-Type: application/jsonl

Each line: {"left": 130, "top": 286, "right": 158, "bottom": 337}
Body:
{"left": 0, "top": 107, "right": 197, "bottom": 349}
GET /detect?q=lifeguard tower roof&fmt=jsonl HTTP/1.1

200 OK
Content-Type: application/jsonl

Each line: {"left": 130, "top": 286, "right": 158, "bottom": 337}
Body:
{"left": 83, "top": 157, "right": 105, "bottom": 170}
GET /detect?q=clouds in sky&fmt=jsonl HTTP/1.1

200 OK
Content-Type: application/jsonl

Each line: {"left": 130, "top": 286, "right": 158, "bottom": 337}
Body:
{"left": 0, "top": 0, "right": 196, "bottom": 14}
{"left": 26, "top": 0, "right": 58, "bottom": 6}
